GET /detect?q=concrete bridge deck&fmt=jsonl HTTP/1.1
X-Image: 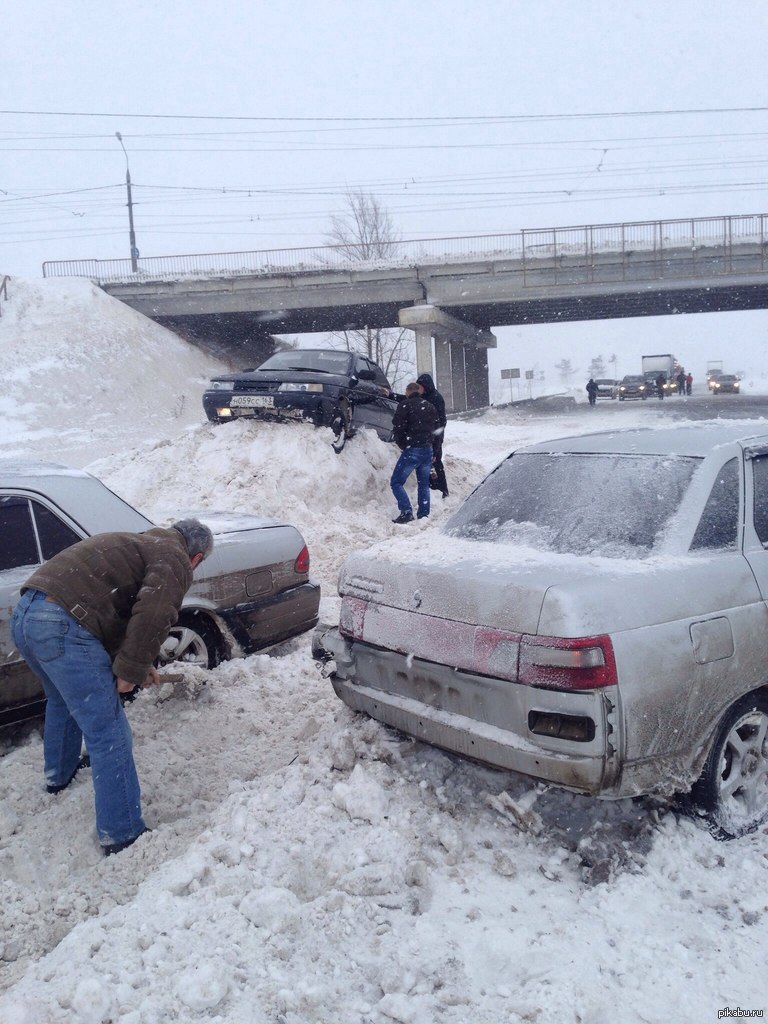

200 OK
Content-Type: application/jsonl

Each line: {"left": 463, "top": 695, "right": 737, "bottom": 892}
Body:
{"left": 43, "top": 212, "right": 768, "bottom": 413}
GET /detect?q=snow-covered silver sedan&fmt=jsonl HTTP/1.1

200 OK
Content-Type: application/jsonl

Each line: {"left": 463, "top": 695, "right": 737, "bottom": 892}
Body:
{"left": 315, "top": 424, "right": 768, "bottom": 838}
{"left": 0, "top": 461, "right": 320, "bottom": 726}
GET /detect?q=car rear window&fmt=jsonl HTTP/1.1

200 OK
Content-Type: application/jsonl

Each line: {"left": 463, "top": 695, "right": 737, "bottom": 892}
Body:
{"left": 258, "top": 351, "right": 353, "bottom": 374}
{"left": 446, "top": 452, "right": 699, "bottom": 557}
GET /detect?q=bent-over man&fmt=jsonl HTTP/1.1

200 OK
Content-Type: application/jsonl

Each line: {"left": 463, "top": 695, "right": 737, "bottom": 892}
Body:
{"left": 11, "top": 519, "right": 214, "bottom": 856}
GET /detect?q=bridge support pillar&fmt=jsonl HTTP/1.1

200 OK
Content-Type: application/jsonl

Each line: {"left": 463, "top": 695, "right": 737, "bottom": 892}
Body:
{"left": 413, "top": 324, "right": 434, "bottom": 379}
{"left": 398, "top": 304, "right": 496, "bottom": 412}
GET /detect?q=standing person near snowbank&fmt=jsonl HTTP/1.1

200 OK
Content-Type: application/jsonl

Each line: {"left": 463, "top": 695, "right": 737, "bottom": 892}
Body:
{"left": 390, "top": 382, "right": 439, "bottom": 523}
{"left": 586, "top": 378, "right": 598, "bottom": 405}
{"left": 416, "top": 372, "right": 449, "bottom": 498}
{"left": 11, "top": 519, "right": 213, "bottom": 856}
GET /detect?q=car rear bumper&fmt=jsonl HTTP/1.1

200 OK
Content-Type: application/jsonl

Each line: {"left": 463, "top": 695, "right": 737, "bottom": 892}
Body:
{"left": 314, "top": 626, "right": 617, "bottom": 795}
{"left": 220, "top": 582, "right": 320, "bottom": 654}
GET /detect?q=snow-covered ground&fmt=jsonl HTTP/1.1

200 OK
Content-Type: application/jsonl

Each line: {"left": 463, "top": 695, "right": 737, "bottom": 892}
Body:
{"left": 0, "top": 280, "right": 766, "bottom": 1024}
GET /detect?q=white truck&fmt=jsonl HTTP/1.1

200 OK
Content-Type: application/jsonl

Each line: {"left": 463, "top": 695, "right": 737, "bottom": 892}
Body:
{"left": 641, "top": 353, "right": 678, "bottom": 395}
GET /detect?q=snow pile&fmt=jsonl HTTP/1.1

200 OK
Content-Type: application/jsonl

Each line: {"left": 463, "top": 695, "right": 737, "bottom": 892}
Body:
{"left": 0, "top": 279, "right": 766, "bottom": 1023}
{"left": 0, "top": 277, "right": 227, "bottom": 467}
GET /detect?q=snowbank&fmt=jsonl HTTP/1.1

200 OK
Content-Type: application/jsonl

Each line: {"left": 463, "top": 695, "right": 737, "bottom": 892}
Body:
{"left": 0, "top": 279, "right": 766, "bottom": 1023}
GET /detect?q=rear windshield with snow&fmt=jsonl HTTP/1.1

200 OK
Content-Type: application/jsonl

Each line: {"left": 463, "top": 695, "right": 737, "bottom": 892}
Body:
{"left": 446, "top": 452, "right": 699, "bottom": 557}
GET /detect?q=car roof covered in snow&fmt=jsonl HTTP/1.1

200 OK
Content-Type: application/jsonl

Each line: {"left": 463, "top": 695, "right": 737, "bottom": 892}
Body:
{"left": 515, "top": 423, "right": 768, "bottom": 458}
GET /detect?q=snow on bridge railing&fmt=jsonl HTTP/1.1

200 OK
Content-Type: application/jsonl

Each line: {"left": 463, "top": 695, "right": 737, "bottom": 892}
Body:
{"left": 42, "top": 213, "right": 767, "bottom": 285}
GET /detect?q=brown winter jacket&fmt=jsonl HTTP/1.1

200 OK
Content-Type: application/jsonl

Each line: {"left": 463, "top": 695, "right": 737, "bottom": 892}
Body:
{"left": 23, "top": 528, "right": 193, "bottom": 687}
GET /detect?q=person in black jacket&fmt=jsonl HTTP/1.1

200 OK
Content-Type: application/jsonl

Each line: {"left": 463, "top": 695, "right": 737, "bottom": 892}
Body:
{"left": 416, "top": 373, "right": 449, "bottom": 498}
{"left": 390, "top": 382, "right": 439, "bottom": 523}
{"left": 586, "top": 378, "right": 598, "bottom": 405}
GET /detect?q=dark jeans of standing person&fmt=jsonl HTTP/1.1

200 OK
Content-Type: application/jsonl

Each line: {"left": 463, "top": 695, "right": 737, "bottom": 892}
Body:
{"left": 11, "top": 589, "right": 147, "bottom": 848}
{"left": 390, "top": 445, "right": 433, "bottom": 519}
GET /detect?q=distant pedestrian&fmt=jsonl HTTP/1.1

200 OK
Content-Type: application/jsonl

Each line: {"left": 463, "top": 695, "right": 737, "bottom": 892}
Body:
{"left": 390, "top": 383, "right": 439, "bottom": 523}
{"left": 656, "top": 373, "right": 666, "bottom": 399}
{"left": 676, "top": 370, "right": 686, "bottom": 396}
{"left": 586, "top": 378, "right": 598, "bottom": 406}
{"left": 416, "top": 373, "right": 449, "bottom": 498}
{"left": 686, "top": 372, "right": 693, "bottom": 395}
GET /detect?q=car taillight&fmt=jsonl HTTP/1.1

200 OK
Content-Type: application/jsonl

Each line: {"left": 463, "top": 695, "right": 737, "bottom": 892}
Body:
{"left": 340, "top": 596, "right": 367, "bottom": 639}
{"left": 294, "top": 545, "right": 310, "bottom": 574}
{"left": 518, "top": 634, "right": 617, "bottom": 690}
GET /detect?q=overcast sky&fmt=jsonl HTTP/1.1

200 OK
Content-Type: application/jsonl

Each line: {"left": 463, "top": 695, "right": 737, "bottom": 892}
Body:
{"left": 2, "top": 0, "right": 767, "bottom": 278}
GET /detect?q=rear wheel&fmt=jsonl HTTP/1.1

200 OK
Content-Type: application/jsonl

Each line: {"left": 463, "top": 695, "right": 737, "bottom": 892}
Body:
{"left": 157, "top": 614, "right": 224, "bottom": 670}
{"left": 692, "top": 692, "right": 768, "bottom": 839}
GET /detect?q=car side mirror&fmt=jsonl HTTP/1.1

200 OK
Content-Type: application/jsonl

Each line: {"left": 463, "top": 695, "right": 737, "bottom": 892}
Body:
{"left": 357, "top": 368, "right": 376, "bottom": 381}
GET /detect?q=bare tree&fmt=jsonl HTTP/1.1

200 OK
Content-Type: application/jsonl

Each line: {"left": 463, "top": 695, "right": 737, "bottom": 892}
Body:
{"left": 326, "top": 190, "right": 401, "bottom": 261}
{"left": 324, "top": 191, "right": 414, "bottom": 389}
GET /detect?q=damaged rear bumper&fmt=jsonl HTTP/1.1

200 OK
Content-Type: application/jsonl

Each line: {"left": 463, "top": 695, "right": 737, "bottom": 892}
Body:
{"left": 313, "top": 625, "right": 619, "bottom": 795}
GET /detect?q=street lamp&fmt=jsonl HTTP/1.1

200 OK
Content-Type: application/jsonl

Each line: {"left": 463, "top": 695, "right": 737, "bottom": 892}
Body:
{"left": 115, "top": 132, "right": 139, "bottom": 272}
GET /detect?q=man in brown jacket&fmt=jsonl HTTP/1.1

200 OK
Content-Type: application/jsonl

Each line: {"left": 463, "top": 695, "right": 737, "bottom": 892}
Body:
{"left": 11, "top": 519, "right": 213, "bottom": 856}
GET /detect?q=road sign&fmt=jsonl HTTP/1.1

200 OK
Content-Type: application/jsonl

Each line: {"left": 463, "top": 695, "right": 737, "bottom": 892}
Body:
{"left": 525, "top": 370, "right": 534, "bottom": 380}
{"left": 501, "top": 368, "right": 520, "bottom": 379}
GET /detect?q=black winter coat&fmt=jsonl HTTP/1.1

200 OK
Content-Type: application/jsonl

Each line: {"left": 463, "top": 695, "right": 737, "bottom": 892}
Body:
{"left": 416, "top": 373, "right": 447, "bottom": 433}
{"left": 392, "top": 393, "right": 439, "bottom": 450}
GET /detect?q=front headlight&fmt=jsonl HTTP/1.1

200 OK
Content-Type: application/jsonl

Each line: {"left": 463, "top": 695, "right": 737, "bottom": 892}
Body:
{"left": 208, "top": 380, "right": 230, "bottom": 391}
{"left": 278, "top": 382, "right": 324, "bottom": 393}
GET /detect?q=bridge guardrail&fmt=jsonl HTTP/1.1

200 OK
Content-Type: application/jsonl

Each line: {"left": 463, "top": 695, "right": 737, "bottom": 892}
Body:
{"left": 42, "top": 213, "right": 767, "bottom": 287}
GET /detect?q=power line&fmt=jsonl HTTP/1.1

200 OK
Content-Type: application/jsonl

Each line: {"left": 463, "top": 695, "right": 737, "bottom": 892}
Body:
{"left": 0, "top": 106, "right": 766, "bottom": 122}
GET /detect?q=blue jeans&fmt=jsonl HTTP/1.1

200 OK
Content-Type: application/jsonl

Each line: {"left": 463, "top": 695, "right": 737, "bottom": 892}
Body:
{"left": 390, "top": 445, "right": 432, "bottom": 518}
{"left": 11, "top": 589, "right": 146, "bottom": 847}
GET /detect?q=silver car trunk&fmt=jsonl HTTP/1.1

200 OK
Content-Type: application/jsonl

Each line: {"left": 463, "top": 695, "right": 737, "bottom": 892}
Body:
{"left": 340, "top": 545, "right": 760, "bottom": 663}
{"left": 340, "top": 549, "right": 550, "bottom": 636}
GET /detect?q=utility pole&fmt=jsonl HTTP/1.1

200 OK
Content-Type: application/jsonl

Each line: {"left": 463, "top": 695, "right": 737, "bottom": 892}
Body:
{"left": 115, "top": 132, "right": 139, "bottom": 272}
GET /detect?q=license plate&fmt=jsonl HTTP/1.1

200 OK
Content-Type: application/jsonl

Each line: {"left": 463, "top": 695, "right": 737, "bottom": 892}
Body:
{"left": 230, "top": 395, "right": 274, "bottom": 408}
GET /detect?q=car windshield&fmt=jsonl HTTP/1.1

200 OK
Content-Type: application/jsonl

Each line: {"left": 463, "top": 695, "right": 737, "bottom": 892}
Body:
{"left": 258, "top": 350, "right": 353, "bottom": 374}
{"left": 445, "top": 452, "right": 699, "bottom": 558}
{"left": 624, "top": 376, "right": 644, "bottom": 383}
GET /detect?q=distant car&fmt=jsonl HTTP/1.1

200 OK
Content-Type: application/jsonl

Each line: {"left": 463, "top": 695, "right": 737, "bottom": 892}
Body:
{"left": 315, "top": 423, "right": 768, "bottom": 839}
{"left": 594, "top": 379, "right": 619, "bottom": 399}
{"left": 0, "top": 461, "right": 320, "bottom": 726}
{"left": 711, "top": 374, "right": 741, "bottom": 394}
{"left": 707, "top": 371, "right": 724, "bottom": 390}
{"left": 203, "top": 349, "right": 399, "bottom": 452}
{"left": 618, "top": 375, "right": 648, "bottom": 400}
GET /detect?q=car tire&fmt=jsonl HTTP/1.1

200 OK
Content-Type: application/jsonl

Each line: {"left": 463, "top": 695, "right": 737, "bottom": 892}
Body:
{"left": 691, "top": 691, "right": 768, "bottom": 839}
{"left": 158, "top": 613, "right": 224, "bottom": 671}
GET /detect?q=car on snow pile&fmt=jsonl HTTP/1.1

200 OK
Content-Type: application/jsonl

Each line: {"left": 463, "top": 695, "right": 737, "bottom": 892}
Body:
{"left": 203, "top": 349, "right": 399, "bottom": 452}
{"left": 0, "top": 461, "right": 320, "bottom": 726}
{"left": 314, "top": 424, "right": 768, "bottom": 838}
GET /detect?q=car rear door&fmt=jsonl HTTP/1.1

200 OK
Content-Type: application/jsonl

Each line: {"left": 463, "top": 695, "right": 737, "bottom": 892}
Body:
{"left": 742, "top": 446, "right": 768, "bottom": 599}
{"left": 0, "top": 493, "right": 85, "bottom": 721}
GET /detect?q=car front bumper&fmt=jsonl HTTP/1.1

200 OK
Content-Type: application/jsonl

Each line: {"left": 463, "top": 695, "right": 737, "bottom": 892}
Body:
{"left": 314, "top": 626, "right": 618, "bottom": 795}
{"left": 203, "top": 390, "right": 338, "bottom": 427}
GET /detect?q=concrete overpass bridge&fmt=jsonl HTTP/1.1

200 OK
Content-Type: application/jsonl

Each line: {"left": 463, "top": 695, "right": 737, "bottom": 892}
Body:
{"left": 43, "top": 212, "right": 768, "bottom": 413}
